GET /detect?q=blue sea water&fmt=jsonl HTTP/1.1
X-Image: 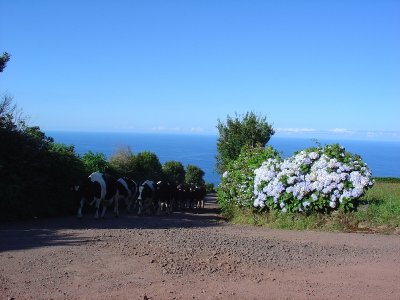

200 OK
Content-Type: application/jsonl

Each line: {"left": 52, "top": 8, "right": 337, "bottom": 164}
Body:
{"left": 47, "top": 131, "right": 400, "bottom": 185}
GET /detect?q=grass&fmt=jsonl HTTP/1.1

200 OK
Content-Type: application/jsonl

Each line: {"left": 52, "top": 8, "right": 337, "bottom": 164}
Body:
{"left": 223, "top": 178, "right": 400, "bottom": 234}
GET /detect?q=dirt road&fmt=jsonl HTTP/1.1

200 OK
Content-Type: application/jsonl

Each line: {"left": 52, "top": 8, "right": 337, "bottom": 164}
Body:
{"left": 1, "top": 194, "right": 400, "bottom": 299}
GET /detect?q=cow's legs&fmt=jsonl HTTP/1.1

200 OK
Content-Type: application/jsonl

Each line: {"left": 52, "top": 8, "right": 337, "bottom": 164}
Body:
{"left": 127, "top": 194, "right": 136, "bottom": 213}
{"left": 77, "top": 199, "right": 85, "bottom": 218}
{"left": 126, "top": 196, "right": 132, "bottom": 212}
{"left": 137, "top": 198, "right": 143, "bottom": 215}
{"left": 113, "top": 196, "right": 119, "bottom": 217}
{"left": 165, "top": 198, "right": 172, "bottom": 214}
{"left": 156, "top": 200, "right": 160, "bottom": 215}
{"left": 126, "top": 197, "right": 131, "bottom": 212}
{"left": 100, "top": 204, "right": 107, "bottom": 218}
{"left": 94, "top": 198, "right": 101, "bottom": 219}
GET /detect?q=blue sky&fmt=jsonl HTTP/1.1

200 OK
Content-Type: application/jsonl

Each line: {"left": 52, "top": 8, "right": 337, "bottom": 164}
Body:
{"left": 1, "top": 1, "right": 399, "bottom": 140}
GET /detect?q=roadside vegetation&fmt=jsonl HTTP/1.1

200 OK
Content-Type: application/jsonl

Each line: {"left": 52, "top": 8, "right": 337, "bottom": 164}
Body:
{"left": 224, "top": 179, "right": 400, "bottom": 233}
{"left": 215, "top": 113, "right": 400, "bottom": 234}
{"left": 0, "top": 95, "right": 210, "bottom": 221}
{"left": 1, "top": 52, "right": 212, "bottom": 221}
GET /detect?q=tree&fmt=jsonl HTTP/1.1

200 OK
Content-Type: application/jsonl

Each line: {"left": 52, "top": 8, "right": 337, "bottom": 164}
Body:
{"left": 1, "top": 95, "right": 20, "bottom": 130}
{"left": 0, "top": 53, "right": 86, "bottom": 220}
{"left": 163, "top": 160, "right": 185, "bottom": 183}
{"left": 185, "top": 164, "right": 205, "bottom": 186}
{"left": 0, "top": 97, "right": 86, "bottom": 220}
{"left": 216, "top": 112, "right": 275, "bottom": 174}
{"left": 109, "top": 146, "right": 135, "bottom": 177}
{"left": 81, "top": 151, "right": 109, "bottom": 173}
{"left": 0, "top": 52, "right": 10, "bottom": 73}
{"left": 131, "top": 151, "right": 163, "bottom": 182}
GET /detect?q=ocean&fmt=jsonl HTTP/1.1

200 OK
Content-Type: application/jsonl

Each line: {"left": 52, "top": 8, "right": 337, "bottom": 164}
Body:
{"left": 47, "top": 131, "right": 400, "bottom": 185}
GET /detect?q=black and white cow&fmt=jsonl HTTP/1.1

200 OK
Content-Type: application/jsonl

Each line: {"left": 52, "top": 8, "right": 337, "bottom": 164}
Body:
{"left": 75, "top": 171, "right": 119, "bottom": 219}
{"left": 117, "top": 177, "right": 138, "bottom": 212}
{"left": 175, "top": 183, "right": 186, "bottom": 211}
{"left": 174, "top": 184, "right": 206, "bottom": 211}
{"left": 194, "top": 185, "right": 207, "bottom": 210}
{"left": 187, "top": 184, "right": 196, "bottom": 210}
{"left": 156, "top": 181, "right": 174, "bottom": 214}
{"left": 137, "top": 180, "right": 157, "bottom": 215}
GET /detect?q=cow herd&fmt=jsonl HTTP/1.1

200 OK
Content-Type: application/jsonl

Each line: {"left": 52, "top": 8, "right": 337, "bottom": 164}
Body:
{"left": 74, "top": 171, "right": 207, "bottom": 219}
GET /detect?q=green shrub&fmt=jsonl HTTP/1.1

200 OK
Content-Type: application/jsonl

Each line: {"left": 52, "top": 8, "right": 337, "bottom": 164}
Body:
{"left": 205, "top": 183, "right": 215, "bottom": 193}
{"left": 109, "top": 147, "right": 135, "bottom": 177}
{"left": 131, "top": 151, "right": 163, "bottom": 182}
{"left": 163, "top": 161, "right": 185, "bottom": 184}
{"left": 0, "top": 96, "right": 86, "bottom": 220}
{"left": 185, "top": 164, "right": 205, "bottom": 186}
{"left": 217, "top": 145, "right": 281, "bottom": 217}
{"left": 81, "top": 150, "right": 109, "bottom": 173}
{"left": 216, "top": 112, "right": 275, "bottom": 174}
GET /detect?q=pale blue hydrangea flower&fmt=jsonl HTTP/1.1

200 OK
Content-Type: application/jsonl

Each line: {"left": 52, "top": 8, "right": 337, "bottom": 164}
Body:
{"left": 253, "top": 146, "right": 372, "bottom": 212}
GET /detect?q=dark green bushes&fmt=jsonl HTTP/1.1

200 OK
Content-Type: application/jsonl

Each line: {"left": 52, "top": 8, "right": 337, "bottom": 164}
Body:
{"left": 0, "top": 98, "right": 208, "bottom": 220}
{"left": 0, "top": 55, "right": 209, "bottom": 220}
{"left": 0, "top": 98, "right": 86, "bottom": 220}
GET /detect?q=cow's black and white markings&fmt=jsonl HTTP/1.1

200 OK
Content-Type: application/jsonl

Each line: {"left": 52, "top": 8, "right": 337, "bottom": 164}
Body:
{"left": 117, "top": 177, "right": 138, "bottom": 212}
{"left": 137, "top": 180, "right": 157, "bottom": 215}
{"left": 156, "top": 181, "right": 174, "bottom": 214}
{"left": 174, "top": 183, "right": 186, "bottom": 210}
{"left": 193, "top": 185, "right": 207, "bottom": 211}
{"left": 75, "top": 172, "right": 119, "bottom": 219}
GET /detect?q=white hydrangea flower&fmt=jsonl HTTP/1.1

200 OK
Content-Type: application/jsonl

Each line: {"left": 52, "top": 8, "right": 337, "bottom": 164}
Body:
{"left": 253, "top": 145, "right": 373, "bottom": 212}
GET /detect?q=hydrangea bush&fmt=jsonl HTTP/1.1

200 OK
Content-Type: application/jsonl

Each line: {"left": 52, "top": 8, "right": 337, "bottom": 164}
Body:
{"left": 217, "top": 146, "right": 281, "bottom": 214}
{"left": 253, "top": 144, "right": 374, "bottom": 213}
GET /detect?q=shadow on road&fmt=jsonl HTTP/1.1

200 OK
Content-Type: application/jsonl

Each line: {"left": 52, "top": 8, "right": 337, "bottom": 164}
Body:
{"left": 0, "top": 194, "right": 225, "bottom": 252}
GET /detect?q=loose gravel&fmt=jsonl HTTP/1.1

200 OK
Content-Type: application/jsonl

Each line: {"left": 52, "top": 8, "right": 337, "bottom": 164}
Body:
{"left": 1, "top": 194, "right": 400, "bottom": 299}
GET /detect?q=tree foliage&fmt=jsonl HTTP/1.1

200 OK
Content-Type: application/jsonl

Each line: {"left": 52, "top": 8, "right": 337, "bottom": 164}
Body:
{"left": 163, "top": 160, "right": 185, "bottom": 184}
{"left": 216, "top": 112, "right": 275, "bottom": 174}
{"left": 217, "top": 145, "right": 281, "bottom": 215}
{"left": 0, "top": 53, "right": 209, "bottom": 218}
{"left": 131, "top": 151, "right": 163, "bottom": 182}
{"left": 0, "top": 52, "right": 10, "bottom": 73}
{"left": 109, "top": 146, "right": 135, "bottom": 177}
{"left": 81, "top": 151, "right": 109, "bottom": 173}
{"left": 185, "top": 164, "right": 205, "bottom": 186}
{"left": 0, "top": 96, "right": 86, "bottom": 220}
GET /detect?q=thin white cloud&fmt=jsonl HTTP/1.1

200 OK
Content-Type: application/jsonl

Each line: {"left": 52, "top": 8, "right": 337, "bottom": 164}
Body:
{"left": 190, "top": 127, "right": 205, "bottom": 133}
{"left": 329, "top": 128, "right": 354, "bottom": 134}
{"left": 277, "top": 127, "right": 316, "bottom": 133}
{"left": 365, "top": 130, "right": 400, "bottom": 138}
{"left": 328, "top": 128, "right": 354, "bottom": 133}
{"left": 151, "top": 126, "right": 182, "bottom": 132}
{"left": 274, "top": 126, "right": 400, "bottom": 141}
{"left": 150, "top": 126, "right": 208, "bottom": 134}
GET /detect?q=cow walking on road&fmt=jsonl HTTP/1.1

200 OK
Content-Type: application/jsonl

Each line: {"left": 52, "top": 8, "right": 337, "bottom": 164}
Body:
{"left": 117, "top": 177, "right": 138, "bottom": 213}
{"left": 156, "top": 181, "right": 174, "bottom": 214}
{"left": 75, "top": 172, "right": 119, "bottom": 219}
{"left": 137, "top": 180, "right": 157, "bottom": 215}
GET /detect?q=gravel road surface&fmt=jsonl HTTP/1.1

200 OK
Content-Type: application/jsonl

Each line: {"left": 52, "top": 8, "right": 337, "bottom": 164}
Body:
{"left": 1, "top": 194, "right": 400, "bottom": 299}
